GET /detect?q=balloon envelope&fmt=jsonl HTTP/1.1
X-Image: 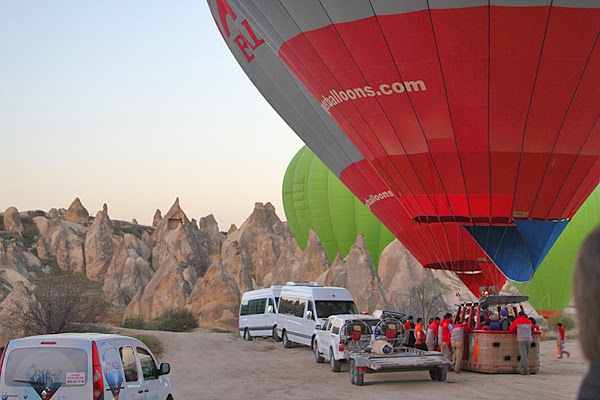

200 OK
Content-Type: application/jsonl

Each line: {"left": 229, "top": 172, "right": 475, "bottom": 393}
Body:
{"left": 283, "top": 145, "right": 396, "bottom": 268}
{"left": 223, "top": 1, "right": 600, "bottom": 282}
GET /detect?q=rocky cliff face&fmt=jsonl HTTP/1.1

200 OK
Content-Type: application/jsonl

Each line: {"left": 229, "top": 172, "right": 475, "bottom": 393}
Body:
{"left": 0, "top": 198, "right": 492, "bottom": 334}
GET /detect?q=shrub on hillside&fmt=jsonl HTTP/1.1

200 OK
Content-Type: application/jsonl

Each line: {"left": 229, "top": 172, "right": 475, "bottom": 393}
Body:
{"left": 121, "top": 316, "right": 146, "bottom": 330}
{"left": 150, "top": 309, "right": 198, "bottom": 332}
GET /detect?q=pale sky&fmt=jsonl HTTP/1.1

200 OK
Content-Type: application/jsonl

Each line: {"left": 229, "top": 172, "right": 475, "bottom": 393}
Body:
{"left": 0, "top": 1, "right": 303, "bottom": 230}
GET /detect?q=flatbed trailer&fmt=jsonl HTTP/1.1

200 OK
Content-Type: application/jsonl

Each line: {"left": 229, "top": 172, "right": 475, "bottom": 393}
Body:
{"left": 348, "top": 347, "right": 451, "bottom": 386}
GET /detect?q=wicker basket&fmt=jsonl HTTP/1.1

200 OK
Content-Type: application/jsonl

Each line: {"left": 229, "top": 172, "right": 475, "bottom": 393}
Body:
{"left": 462, "top": 331, "right": 541, "bottom": 374}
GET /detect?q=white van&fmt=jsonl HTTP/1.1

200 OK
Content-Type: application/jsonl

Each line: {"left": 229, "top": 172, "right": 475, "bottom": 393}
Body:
{"left": 0, "top": 333, "right": 173, "bottom": 400}
{"left": 275, "top": 282, "right": 357, "bottom": 348}
{"left": 239, "top": 286, "right": 282, "bottom": 341}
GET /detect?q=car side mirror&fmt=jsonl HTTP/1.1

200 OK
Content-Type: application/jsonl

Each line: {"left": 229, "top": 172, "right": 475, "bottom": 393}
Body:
{"left": 315, "top": 324, "right": 322, "bottom": 330}
{"left": 267, "top": 305, "right": 274, "bottom": 313}
{"left": 306, "top": 310, "right": 313, "bottom": 320}
{"left": 158, "top": 363, "right": 170, "bottom": 376}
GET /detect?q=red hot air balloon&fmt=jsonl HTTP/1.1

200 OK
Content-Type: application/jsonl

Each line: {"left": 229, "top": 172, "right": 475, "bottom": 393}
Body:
{"left": 217, "top": 1, "right": 600, "bottom": 283}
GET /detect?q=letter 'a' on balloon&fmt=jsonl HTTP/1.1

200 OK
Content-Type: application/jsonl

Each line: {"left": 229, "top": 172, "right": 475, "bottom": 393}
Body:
{"left": 213, "top": 0, "right": 599, "bottom": 283}
{"left": 208, "top": 0, "right": 510, "bottom": 296}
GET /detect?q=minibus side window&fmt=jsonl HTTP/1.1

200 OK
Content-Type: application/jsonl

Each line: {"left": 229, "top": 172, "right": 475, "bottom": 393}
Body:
{"left": 240, "top": 300, "right": 249, "bottom": 316}
{"left": 137, "top": 348, "right": 158, "bottom": 381}
{"left": 306, "top": 300, "right": 315, "bottom": 320}
{"left": 268, "top": 297, "right": 275, "bottom": 313}
{"left": 119, "top": 346, "right": 139, "bottom": 382}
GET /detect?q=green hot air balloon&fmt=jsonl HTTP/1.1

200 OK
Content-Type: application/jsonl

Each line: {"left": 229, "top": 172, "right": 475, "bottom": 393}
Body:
{"left": 283, "top": 146, "right": 395, "bottom": 269}
{"left": 514, "top": 184, "right": 600, "bottom": 321}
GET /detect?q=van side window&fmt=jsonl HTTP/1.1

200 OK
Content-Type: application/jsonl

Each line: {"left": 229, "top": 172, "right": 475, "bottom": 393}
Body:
{"left": 240, "top": 299, "right": 249, "bottom": 316}
{"left": 332, "top": 318, "right": 342, "bottom": 335}
{"left": 268, "top": 297, "right": 275, "bottom": 313}
{"left": 322, "top": 318, "right": 332, "bottom": 331}
{"left": 137, "top": 348, "right": 158, "bottom": 381}
{"left": 119, "top": 346, "right": 139, "bottom": 382}
{"left": 307, "top": 300, "right": 315, "bottom": 320}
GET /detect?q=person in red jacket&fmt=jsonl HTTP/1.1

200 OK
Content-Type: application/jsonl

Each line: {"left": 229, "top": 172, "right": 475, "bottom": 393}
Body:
{"left": 426, "top": 317, "right": 440, "bottom": 352}
{"left": 557, "top": 323, "right": 571, "bottom": 359}
{"left": 404, "top": 316, "right": 414, "bottom": 332}
{"left": 439, "top": 313, "right": 453, "bottom": 360}
{"left": 509, "top": 311, "right": 534, "bottom": 375}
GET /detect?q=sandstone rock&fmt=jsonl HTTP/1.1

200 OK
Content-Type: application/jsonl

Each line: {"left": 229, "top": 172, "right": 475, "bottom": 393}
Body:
{"left": 220, "top": 240, "right": 253, "bottom": 293}
{"left": 0, "top": 281, "right": 29, "bottom": 343}
{"left": 63, "top": 198, "right": 89, "bottom": 224}
{"left": 103, "top": 234, "right": 153, "bottom": 305}
{"left": 3, "top": 207, "right": 23, "bottom": 236}
{"left": 293, "top": 229, "right": 329, "bottom": 282}
{"left": 132, "top": 218, "right": 139, "bottom": 225}
{"left": 324, "top": 235, "right": 387, "bottom": 313}
{"left": 378, "top": 240, "right": 455, "bottom": 315}
{"left": 198, "top": 214, "right": 224, "bottom": 259}
{"left": 124, "top": 247, "right": 195, "bottom": 320}
{"left": 223, "top": 202, "right": 293, "bottom": 288}
{"left": 36, "top": 211, "right": 85, "bottom": 273}
{"left": 85, "top": 209, "right": 115, "bottom": 279}
{"left": 152, "top": 209, "right": 162, "bottom": 227}
{"left": 151, "top": 199, "right": 210, "bottom": 276}
{"left": 188, "top": 256, "right": 240, "bottom": 330}
{"left": 0, "top": 239, "right": 31, "bottom": 288}
{"left": 32, "top": 216, "right": 50, "bottom": 238}
{"left": 227, "top": 224, "right": 238, "bottom": 235}
{"left": 262, "top": 237, "right": 301, "bottom": 287}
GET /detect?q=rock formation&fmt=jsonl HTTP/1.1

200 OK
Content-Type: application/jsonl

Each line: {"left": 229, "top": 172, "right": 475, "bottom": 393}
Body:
{"left": 223, "top": 202, "right": 293, "bottom": 287}
{"left": 0, "top": 239, "right": 32, "bottom": 290}
{"left": 63, "top": 197, "right": 89, "bottom": 224}
{"left": 324, "top": 235, "right": 387, "bottom": 313}
{"left": 188, "top": 257, "right": 240, "bottom": 330}
{"left": 220, "top": 240, "right": 254, "bottom": 293}
{"left": 3, "top": 207, "right": 23, "bottom": 236}
{"left": 36, "top": 210, "right": 85, "bottom": 273}
{"left": 152, "top": 209, "right": 162, "bottom": 227}
{"left": 0, "top": 281, "right": 29, "bottom": 343}
{"left": 84, "top": 209, "right": 115, "bottom": 279}
{"left": 103, "top": 234, "right": 153, "bottom": 305}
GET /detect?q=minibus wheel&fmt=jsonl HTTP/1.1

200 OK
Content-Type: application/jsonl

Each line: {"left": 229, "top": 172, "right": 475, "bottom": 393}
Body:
{"left": 243, "top": 328, "right": 253, "bottom": 341}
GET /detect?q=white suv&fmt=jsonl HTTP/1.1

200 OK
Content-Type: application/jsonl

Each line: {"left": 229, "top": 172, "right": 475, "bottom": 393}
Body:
{"left": 313, "top": 314, "right": 380, "bottom": 372}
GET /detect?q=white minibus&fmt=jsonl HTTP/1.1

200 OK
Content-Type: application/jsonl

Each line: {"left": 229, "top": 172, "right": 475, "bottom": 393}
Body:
{"left": 275, "top": 282, "right": 357, "bottom": 349}
{"left": 239, "top": 286, "right": 282, "bottom": 341}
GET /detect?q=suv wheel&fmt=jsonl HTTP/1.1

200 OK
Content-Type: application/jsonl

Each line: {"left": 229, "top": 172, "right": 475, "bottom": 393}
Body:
{"left": 313, "top": 339, "right": 324, "bottom": 363}
{"left": 330, "top": 347, "right": 342, "bottom": 372}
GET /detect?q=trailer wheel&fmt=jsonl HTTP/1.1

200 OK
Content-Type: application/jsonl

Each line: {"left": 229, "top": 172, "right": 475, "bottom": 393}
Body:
{"left": 350, "top": 360, "right": 364, "bottom": 386}
{"left": 330, "top": 348, "right": 342, "bottom": 372}
{"left": 282, "top": 331, "right": 293, "bottom": 348}
{"left": 437, "top": 368, "right": 447, "bottom": 382}
{"left": 429, "top": 369, "right": 437, "bottom": 381}
{"left": 243, "top": 328, "right": 252, "bottom": 342}
{"left": 313, "top": 339, "right": 324, "bottom": 363}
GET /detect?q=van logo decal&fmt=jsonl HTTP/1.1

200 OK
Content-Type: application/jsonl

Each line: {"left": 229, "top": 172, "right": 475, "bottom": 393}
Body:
{"left": 101, "top": 348, "right": 124, "bottom": 398}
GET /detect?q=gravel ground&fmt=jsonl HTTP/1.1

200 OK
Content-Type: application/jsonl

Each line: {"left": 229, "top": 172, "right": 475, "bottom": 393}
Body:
{"left": 143, "top": 329, "right": 588, "bottom": 400}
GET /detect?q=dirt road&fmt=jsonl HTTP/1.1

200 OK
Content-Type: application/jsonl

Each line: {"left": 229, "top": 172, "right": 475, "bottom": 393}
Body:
{"left": 148, "top": 329, "right": 587, "bottom": 400}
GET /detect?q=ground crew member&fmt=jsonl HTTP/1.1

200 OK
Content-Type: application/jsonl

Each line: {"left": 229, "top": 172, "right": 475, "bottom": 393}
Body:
{"left": 557, "top": 323, "right": 571, "bottom": 359}
{"left": 509, "top": 311, "right": 534, "bottom": 375}
{"left": 450, "top": 319, "right": 471, "bottom": 373}
{"left": 426, "top": 317, "right": 440, "bottom": 351}
{"left": 439, "top": 313, "right": 453, "bottom": 360}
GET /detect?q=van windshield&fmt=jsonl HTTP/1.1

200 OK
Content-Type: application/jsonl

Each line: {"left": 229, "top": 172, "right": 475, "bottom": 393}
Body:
{"left": 4, "top": 347, "right": 88, "bottom": 388}
{"left": 315, "top": 301, "right": 358, "bottom": 319}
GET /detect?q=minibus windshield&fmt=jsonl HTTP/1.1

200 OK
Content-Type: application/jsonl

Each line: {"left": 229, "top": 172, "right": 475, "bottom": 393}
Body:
{"left": 315, "top": 301, "right": 358, "bottom": 319}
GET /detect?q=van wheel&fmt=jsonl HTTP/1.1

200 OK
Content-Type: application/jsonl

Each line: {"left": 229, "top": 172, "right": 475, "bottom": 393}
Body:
{"left": 167, "top": 395, "right": 173, "bottom": 400}
{"left": 282, "top": 331, "right": 293, "bottom": 348}
{"left": 243, "top": 328, "right": 252, "bottom": 342}
{"left": 330, "top": 348, "right": 342, "bottom": 372}
{"left": 313, "top": 339, "right": 324, "bottom": 363}
{"left": 273, "top": 327, "right": 282, "bottom": 342}
{"left": 437, "top": 367, "right": 447, "bottom": 382}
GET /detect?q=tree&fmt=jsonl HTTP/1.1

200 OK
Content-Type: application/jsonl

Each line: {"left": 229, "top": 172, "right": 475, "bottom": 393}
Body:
{"left": 6, "top": 272, "right": 109, "bottom": 336}
{"left": 401, "top": 275, "right": 448, "bottom": 323}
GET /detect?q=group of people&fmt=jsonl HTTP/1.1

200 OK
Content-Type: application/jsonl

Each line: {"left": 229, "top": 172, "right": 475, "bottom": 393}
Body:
{"left": 401, "top": 309, "right": 570, "bottom": 375}
{"left": 401, "top": 313, "right": 471, "bottom": 373}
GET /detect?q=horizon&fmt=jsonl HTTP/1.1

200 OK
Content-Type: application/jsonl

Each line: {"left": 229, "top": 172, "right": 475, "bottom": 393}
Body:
{"left": 0, "top": 1, "right": 303, "bottom": 228}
